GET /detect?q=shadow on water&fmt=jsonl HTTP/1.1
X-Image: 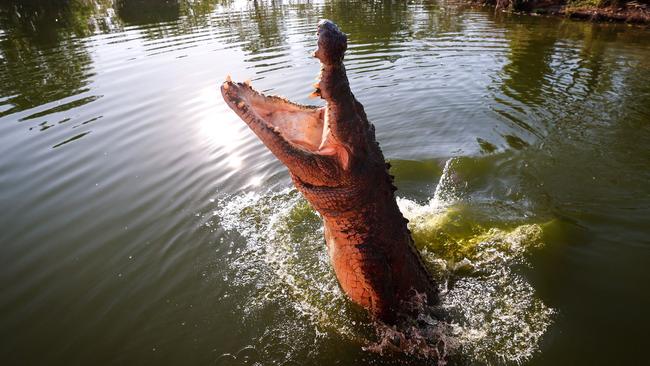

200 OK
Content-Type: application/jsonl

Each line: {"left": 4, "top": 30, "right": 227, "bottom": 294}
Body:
{"left": 0, "top": 1, "right": 95, "bottom": 116}
{"left": 116, "top": 0, "right": 180, "bottom": 25}
{"left": 118, "top": 0, "right": 229, "bottom": 41}
{"left": 0, "top": 0, "right": 226, "bottom": 147}
{"left": 0, "top": 0, "right": 114, "bottom": 148}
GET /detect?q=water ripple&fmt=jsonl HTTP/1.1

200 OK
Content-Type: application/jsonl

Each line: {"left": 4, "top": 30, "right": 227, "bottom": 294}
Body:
{"left": 1, "top": 1, "right": 649, "bottom": 365}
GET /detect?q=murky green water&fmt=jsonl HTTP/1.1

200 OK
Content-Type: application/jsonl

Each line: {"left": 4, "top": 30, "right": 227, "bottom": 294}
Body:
{"left": 1, "top": 0, "right": 649, "bottom": 365}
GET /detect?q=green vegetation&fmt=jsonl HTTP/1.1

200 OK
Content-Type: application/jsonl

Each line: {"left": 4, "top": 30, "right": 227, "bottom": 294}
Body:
{"left": 484, "top": 0, "right": 649, "bottom": 22}
{"left": 566, "top": 0, "right": 603, "bottom": 7}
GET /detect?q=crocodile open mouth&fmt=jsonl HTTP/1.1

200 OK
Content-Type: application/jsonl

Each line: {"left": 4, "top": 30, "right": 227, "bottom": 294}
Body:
{"left": 221, "top": 76, "right": 334, "bottom": 155}
{"left": 220, "top": 19, "right": 351, "bottom": 168}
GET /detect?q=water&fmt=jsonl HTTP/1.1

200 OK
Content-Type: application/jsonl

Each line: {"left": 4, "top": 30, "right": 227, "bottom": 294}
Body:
{"left": 0, "top": 0, "right": 649, "bottom": 365}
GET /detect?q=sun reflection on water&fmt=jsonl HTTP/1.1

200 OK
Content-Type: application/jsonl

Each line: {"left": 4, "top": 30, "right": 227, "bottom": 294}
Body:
{"left": 195, "top": 87, "right": 251, "bottom": 163}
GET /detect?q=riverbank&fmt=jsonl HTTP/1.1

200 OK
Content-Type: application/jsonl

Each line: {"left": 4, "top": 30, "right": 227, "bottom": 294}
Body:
{"left": 476, "top": 0, "right": 650, "bottom": 24}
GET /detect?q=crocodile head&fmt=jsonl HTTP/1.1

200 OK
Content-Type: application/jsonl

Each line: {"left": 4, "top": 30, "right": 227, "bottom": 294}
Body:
{"left": 221, "top": 20, "right": 374, "bottom": 189}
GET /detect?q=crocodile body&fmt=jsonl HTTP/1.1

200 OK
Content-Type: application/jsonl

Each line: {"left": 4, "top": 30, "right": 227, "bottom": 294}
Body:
{"left": 221, "top": 20, "right": 437, "bottom": 322}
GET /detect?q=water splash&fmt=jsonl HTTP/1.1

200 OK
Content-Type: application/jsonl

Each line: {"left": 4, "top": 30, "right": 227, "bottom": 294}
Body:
{"left": 216, "top": 189, "right": 365, "bottom": 338}
{"left": 213, "top": 158, "right": 554, "bottom": 364}
{"left": 403, "top": 200, "right": 554, "bottom": 363}
{"left": 399, "top": 157, "right": 554, "bottom": 364}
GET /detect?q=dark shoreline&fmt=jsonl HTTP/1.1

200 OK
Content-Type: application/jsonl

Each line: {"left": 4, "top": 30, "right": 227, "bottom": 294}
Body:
{"left": 475, "top": 0, "right": 650, "bottom": 24}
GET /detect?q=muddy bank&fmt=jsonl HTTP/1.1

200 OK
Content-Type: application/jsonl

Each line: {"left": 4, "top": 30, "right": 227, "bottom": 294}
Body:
{"left": 476, "top": 0, "right": 650, "bottom": 24}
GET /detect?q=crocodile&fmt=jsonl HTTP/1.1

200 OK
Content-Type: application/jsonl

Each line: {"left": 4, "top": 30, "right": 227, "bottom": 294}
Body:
{"left": 220, "top": 19, "right": 438, "bottom": 323}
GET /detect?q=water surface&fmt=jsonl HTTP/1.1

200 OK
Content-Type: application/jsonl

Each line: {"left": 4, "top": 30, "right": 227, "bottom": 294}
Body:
{"left": 1, "top": 1, "right": 649, "bottom": 365}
